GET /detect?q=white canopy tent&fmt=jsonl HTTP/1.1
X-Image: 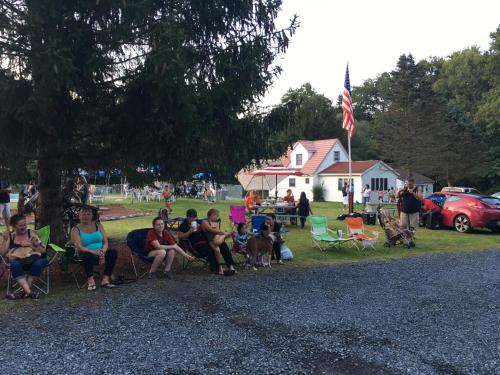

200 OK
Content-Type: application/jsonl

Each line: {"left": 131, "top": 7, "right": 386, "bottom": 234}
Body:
{"left": 245, "top": 167, "right": 304, "bottom": 199}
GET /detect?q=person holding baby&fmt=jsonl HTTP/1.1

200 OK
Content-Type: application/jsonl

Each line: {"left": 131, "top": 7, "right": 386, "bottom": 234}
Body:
{"left": 1, "top": 214, "right": 47, "bottom": 299}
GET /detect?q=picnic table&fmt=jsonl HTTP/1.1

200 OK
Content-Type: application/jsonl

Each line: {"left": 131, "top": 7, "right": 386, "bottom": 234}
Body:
{"left": 251, "top": 203, "right": 299, "bottom": 225}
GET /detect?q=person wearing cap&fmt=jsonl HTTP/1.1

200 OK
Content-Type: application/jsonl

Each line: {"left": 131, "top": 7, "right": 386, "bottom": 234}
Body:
{"left": 397, "top": 178, "right": 422, "bottom": 236}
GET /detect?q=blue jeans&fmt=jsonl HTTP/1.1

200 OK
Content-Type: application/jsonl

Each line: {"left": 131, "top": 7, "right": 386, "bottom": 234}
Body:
{"left": 10, "top": 257, "right": 49, "bottom": 279}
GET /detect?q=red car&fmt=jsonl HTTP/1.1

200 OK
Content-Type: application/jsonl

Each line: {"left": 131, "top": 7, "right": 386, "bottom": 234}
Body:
{"left": 426, "top": 192, "right": 500, "bottom": 233}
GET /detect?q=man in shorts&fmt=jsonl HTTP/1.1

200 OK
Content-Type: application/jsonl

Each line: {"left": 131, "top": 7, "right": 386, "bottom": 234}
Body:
{"left": 0, "top": 178, "right": 12, "bottom": 232}
{"left": 397, "top": 178, "right": 421, "bottom": 236}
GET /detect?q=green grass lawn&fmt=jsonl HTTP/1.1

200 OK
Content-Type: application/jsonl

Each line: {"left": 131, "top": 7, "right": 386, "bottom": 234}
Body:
{"left": 100, "top": 195, "right": 499, "bottom": 267}
{"left": 0, "top": 195, "right": 497, "bottom": 314}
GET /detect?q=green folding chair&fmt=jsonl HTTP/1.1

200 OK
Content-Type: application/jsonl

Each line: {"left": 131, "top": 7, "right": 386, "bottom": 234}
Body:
{"left": 5, "top": 225, "right": 65, "bottom": 295}
{"left": 310, "top": 215, "right": 354, "bottom": 251}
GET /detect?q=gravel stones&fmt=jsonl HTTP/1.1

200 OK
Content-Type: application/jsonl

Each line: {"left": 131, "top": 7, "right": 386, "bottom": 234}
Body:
{"left": 1, "top": 249, "right": 498, "bottom": 374}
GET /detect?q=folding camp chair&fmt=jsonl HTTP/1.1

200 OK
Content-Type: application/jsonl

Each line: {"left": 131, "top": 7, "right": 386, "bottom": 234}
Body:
{"left": 179, "top": 218, "right": 222, "bottom": 270}
{"left": 58, "top": 243, "right": 91, "bottom": 289}
{"left": 251, "top": 215, "right": 266, "bottom": 233}
{"left": 229, "top": 232, "right": 253, "bottom": 268}
{"left": 345, "top": 217, "right": 380, "bottom": 251}
{"left": 127, "top": 228, "right": 157, "bottom": 280}
{"left": 310, "top": 215, "right": 354, "bottom": 251}
{"left": 159, "top": 209, "right": 184, "bottom": 231}
{"left": 2, "top": 225, "right": 65, "bottom": 296}
{"left": 229, "top": 206, "right": 247, "bottom": 229}
{"left": 179, "top": 238, "right": 211, "bottom": 270}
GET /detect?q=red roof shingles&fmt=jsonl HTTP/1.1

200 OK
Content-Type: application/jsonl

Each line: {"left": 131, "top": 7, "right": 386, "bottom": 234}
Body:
{"left": 300, "top": 139, "right": 337, "bottom": 176}
{"left": 279, "top": 148, "right": 292, "bottom": 168}
{"left": 318, "top": 160, "right": 380, "bottom": 174}
{"left": 280, "top": 139, "right": 338, "bottom": 176}
{"left": 296, "top": 140, "right": 316, "bottom": 152}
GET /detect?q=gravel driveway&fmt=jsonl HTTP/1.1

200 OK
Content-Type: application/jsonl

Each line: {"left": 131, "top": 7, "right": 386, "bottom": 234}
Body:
{"left": 1, "top": 249, "right": 499, "bottom": 375}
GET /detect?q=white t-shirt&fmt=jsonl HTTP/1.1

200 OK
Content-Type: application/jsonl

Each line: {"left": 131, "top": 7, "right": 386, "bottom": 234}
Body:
{"left": 362, "top": 188, "right": 371, "bottom": 198}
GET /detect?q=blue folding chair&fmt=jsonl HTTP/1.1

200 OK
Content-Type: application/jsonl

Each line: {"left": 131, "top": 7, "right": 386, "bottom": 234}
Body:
{"left": 251, "top": 215, "right": 267, "bottom": 233}
{"left": 127, "top": 228, "right": 155, "bottom": 280}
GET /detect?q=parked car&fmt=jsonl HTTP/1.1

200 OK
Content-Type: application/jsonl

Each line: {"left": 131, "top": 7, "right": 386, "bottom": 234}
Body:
{"left": 441, "top": 187, "right": 480, "bottom": 194}
{"left": 426, "top": 192, "right": 500, "bottom": 233}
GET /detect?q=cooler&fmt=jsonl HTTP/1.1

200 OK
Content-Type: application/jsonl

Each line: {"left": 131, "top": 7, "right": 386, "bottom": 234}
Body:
{"left": 362, "top": 212, "right": 377, "bottom": 225}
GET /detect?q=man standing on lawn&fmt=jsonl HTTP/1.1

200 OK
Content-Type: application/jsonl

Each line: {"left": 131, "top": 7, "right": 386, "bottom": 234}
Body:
{"left": 0, "top": 176, "right": 11, "bottom": 232}
{"left": 341, "top": 181, "right": 349, "bottom": 210}
{"left": 398, "top": 178, "right": 421, "bottom": 235}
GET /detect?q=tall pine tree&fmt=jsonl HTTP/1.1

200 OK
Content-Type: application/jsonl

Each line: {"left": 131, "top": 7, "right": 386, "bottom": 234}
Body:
{"left": 0, "top": 1, "right": 298, "bottom": 242}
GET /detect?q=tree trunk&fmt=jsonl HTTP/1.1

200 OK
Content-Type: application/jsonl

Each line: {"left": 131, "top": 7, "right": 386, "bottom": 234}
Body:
{"left": 37, "top": 154, "right": 66, "bottom": 245}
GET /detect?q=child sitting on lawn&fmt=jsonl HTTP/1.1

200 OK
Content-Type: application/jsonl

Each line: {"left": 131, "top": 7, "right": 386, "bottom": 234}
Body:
{"left": 234, "top": 223, "right": 250, "bottom": 253}
{"left": 233, "top": 223, "right": 258, "bottom": 270}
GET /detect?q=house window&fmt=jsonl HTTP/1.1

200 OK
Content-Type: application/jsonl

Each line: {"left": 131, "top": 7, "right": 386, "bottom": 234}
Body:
{"left": 305, "top": 178, "right": 310, "bottom": 184}
{"left": 338, "top": 178, "right": 354, "bottom": 190}
{"left": 371, "top": 178, "right": 388, "bottom": 191}
{"left": 289, "top": 178, "right": 296, "bottom": 187}
{"left": 334, "top": 151, "right": 340, "bottom": 162}
{"left": 296, "top": 154, "right": 303, "bottom": 166}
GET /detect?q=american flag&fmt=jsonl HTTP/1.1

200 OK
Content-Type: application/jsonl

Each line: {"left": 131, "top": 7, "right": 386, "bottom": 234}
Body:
{"left": 342, "top": 64, "right": 355, "bottom": 138}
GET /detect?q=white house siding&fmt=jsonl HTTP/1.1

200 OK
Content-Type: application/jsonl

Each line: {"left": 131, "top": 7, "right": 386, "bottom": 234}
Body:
{"left": 270, "top": 176, "right": 314, "bottom": 201}
{"left": 318, "top": 175, "right": 364, "bottom": 203}
{"left": 289, "top": 143, "right": 310, "bottom": 169}
{"left": 362, "top": 165, "right": 399, "bottom": 202}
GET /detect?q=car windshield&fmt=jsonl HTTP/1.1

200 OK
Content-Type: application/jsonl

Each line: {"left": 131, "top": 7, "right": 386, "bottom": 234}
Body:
{"left": 479, "top": 197, "right": 500, "bottom": 206}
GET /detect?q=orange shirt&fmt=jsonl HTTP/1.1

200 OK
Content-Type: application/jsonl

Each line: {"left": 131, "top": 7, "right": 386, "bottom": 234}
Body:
{"left": 245, "top": 195, "right": 254, "bottom": 210}
{"left": 254, "top": 195, "right": 261, "bottom": 205}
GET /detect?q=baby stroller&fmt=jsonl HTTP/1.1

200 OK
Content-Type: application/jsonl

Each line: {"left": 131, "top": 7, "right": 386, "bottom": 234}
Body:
{"left": 377, "top": 207, "right": 415, "bottom": 248}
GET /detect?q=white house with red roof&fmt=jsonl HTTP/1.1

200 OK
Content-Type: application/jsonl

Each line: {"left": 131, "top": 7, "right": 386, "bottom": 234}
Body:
{"left": 268, "top": 138, "right": 350, "bottom": 200}
{"left": 239, "top": 138, "right": 412, "bottom": 202}
{"left": 269, "top": 139, "right": 401, "bottom": 202}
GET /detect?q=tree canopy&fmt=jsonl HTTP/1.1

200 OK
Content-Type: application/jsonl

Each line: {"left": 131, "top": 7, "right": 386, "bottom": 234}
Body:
{"left": 0, "top": 0, "right": 299, "bottom": 240}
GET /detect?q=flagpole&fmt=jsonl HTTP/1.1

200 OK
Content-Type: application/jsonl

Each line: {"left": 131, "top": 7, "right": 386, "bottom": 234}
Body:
{"left": 348, "top": 134, "right": 353, "bottom": 213}
{"left": 342, "top": 62, "right": 354, "bottom": 213}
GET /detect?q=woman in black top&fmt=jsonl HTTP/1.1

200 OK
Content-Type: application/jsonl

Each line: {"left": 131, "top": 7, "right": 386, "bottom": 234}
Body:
{"left": 296, "top": 192, "right": 313, "bottom": 228}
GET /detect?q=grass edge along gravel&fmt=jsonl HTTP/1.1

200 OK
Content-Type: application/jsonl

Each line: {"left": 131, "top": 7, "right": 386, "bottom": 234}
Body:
{"left": 102, "top": 196, "right": 499, "bottom": 266}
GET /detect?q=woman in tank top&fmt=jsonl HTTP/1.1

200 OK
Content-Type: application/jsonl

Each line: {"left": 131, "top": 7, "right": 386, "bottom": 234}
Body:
{"left": 70, "top": 206, "right": 118, "bottom": 291}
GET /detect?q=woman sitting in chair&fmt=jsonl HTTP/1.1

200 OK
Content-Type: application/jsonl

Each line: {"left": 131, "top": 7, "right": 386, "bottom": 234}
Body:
{"left": 201, "top": 208, "right": 236, "bottom": 275}
{"left": 70, "top": 206, "right": 118, "bottom": 291}
{"left": 144, "top": 217, "right": 194, "bottom": 279}
{"left": 1, "top": 214, "right": 47, "bottom": 300}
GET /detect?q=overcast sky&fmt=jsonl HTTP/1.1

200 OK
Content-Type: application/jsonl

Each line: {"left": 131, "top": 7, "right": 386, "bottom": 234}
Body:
{"left": 260, "top": 0, "right": 500, "bottom": 107}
